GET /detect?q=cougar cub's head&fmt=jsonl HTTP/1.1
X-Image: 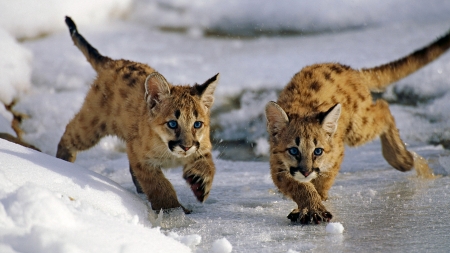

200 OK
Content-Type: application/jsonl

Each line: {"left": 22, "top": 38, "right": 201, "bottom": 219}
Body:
{"left": 145, "top": 72, "right": 219, "bottom": 158}
{"left": 265, "top": 102, "right": 341, "bottom": 182}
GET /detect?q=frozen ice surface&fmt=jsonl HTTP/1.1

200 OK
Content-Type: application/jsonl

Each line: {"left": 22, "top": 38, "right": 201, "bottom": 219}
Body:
{"left": 326, "top": 222, "right": 344, "bottom": 234}
{"left": 165, "top": 143, "right": 450, "bottom": 252}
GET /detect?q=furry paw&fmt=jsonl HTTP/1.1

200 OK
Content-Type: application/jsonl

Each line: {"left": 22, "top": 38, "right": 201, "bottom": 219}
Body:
{"left": 287, "top": 208, "right": 333, "bottom": 224}
{"left": 184, "top": 175, "right": 208, "bottom": 202}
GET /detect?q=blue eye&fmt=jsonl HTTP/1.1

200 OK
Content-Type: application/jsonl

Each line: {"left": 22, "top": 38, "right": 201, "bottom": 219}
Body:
{"left": 193, "top": 121, "right": 203, "bottom": 129}
{"left": 167, "top": 120, "right": 178, "bottom": 129}
{"left": 314, "top": 148, "right": 323, "bottom": 156}
{"left": 288, "top": 147, "right": 299, "bottom": 156}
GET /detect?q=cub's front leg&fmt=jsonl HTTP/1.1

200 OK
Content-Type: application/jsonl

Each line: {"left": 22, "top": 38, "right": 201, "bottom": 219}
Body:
{"left": 183, "top": 152, "right": 215, "bottom": 202}
{"left": 274, "top": 172, "right": 332, "bottom": 224}
{"left": 130, "top": 160, "right": 188, "bottom": 213}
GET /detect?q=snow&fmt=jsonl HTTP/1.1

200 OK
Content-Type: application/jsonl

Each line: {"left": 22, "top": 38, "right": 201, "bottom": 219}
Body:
{"left": 131, "top": 0, "right": 450, "bottom": 36}
{"left": 1, "top": 0, "right": 450, "bottom": 252}
{"left": 211, "top": 238, "right": 232, "bottom": 253}
{"left": 253, "top": 137, "right": 270, "bottom": 157}
{"left": 0, "top": 103, "right": 15, "bottom": 136}
{"left": 167, "top": 232, "right": 202, "bottom": 249}
{"left": 0, "top": 28, "right": 32, "bottom": 106}
{"left": 0, "top": 139, "right": 190, "bottom": 253}
{"left": 326, "top": 222, "right": 345, "bottom": 234}
{"left": 0, "top": 0, "right": 132, "bottom": 40}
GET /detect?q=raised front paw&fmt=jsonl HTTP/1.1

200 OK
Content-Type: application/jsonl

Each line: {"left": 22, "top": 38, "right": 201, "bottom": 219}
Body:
{"left": 287, "top": 208, "right": 333, "bottom": 225}
{"left": 184, "top": 174, "right": 210, "bottom": 202}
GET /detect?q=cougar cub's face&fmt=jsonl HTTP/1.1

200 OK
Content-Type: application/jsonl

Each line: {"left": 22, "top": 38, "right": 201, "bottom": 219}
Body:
{"left": 155, "top": 91, "right": 210, "bottom": 158}
{"left": 266, "top": 102, "right": 341, "bottom": 183}
{"left": 275, "top": 116, "right": 334, "bottom": 182}
{"left": 147, "top": 74, "right": 217, "bottom": 159}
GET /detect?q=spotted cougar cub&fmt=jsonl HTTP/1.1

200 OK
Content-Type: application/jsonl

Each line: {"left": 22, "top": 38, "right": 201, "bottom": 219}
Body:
{"left": 57, "top": 17, "right": 219, "bottom": 213}
{"left": 266, "top": 29, "right": 450, "bottom": 224}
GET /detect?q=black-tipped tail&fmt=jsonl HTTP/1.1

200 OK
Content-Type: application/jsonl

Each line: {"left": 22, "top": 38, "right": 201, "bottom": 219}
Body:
{"left": 64, "top": 16, "right": 109, "bottom": 72}
{"left": 65, "top": 16, "right": 77, "bottom": 36}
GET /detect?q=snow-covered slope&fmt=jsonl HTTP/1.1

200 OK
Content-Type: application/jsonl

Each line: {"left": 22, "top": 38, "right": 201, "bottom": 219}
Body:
{"left": 0, "top": 139, "right": 192, "bottom": 253}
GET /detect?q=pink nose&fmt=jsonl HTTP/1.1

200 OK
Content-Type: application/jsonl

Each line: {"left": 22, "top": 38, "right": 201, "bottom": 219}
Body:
{"left": 181, "top": 146, "right": 191, "bottom": 151}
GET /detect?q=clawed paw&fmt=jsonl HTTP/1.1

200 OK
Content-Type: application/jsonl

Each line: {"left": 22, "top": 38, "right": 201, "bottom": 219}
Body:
{"left": 184, "top": 175, "right": 208, "bottom": 202}
{"left": 287, "top": 208, "right": 333, "bottom": 225}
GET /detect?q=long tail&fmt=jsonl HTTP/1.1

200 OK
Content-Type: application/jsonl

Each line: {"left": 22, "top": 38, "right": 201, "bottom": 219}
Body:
{"left": 361, "top": 29, "right": 450, "bottom": 92}
{"left": 65, "top": 16, "right": 110, "bottom": 72}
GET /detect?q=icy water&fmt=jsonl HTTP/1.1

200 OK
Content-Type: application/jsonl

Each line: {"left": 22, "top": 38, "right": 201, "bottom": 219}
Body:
{"left": 159, "top": 142, "right": 450, "bottom": 253}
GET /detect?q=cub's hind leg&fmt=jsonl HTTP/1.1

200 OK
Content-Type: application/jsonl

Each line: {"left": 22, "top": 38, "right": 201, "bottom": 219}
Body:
{"left": 130, "top": 164, "right": 144, "bottom": 194}
{"left": 346, "top": 99, "right": 413, "bottom": 171}
{"left": 56, "top": 106, "right": 108, "bottom": 162}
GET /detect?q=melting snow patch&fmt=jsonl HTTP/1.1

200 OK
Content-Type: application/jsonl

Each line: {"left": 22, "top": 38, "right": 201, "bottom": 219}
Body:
{"left": 326, "top": 222, "right": 344, "bottom": 234}
{"left": 211, "top": 238, "right": 233, "bottom": 253}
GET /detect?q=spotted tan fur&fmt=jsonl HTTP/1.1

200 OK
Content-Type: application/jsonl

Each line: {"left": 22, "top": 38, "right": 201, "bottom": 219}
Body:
{"left": 266, "top": 29, "right": 450, "bottom": 224}
{"left": 57, "top": 17, "right": 219, "bottom": 213}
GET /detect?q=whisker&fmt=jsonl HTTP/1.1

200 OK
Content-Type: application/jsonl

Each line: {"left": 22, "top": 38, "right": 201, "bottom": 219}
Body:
{"left": 196, "top": 149, "right": 205, "bottom": 158}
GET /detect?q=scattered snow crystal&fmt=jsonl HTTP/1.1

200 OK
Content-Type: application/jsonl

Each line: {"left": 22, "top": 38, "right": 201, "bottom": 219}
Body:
{"left": 211, "top": 238, "right": 233, "bottom": 253}
{"left": 326, "top": 222, "right": 344, "bottom": 234}
{"left": 254, "top": 137, "right": 270, "bottom": 156}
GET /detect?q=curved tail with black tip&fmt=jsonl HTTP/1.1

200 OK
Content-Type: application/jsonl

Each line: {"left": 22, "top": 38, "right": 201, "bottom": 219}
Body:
{"left": 65, "top": 16, "right": 110, "bottom": 72}
{"left": 362, "top": 29, "right": 450, "bottom": 92}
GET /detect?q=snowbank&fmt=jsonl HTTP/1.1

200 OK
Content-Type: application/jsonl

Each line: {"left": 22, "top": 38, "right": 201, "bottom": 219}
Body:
{"left": 0, "top": 28, "right": 32, "bottom": 106}
{"left": 0, "top": 103, "right": 15, "bottom": 136}
{"left": 0, "top": 0, "right": 132, "bottom": 40}
{"left": 0, "top": 139, "right": 191, "bottom": 253}
{"left": 0, "top": 27, "right": 32, "bottom": 135}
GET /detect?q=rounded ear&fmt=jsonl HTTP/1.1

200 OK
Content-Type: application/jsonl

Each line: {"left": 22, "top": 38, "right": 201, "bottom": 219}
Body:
{"left": 144, "top": 72, "right": 171, "bottom": 108}
{"left": 321, "top": 103, "right": 341, "bottom": 135}
{"left": 265, "top": 101, "right": 289, "bottom": 136}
